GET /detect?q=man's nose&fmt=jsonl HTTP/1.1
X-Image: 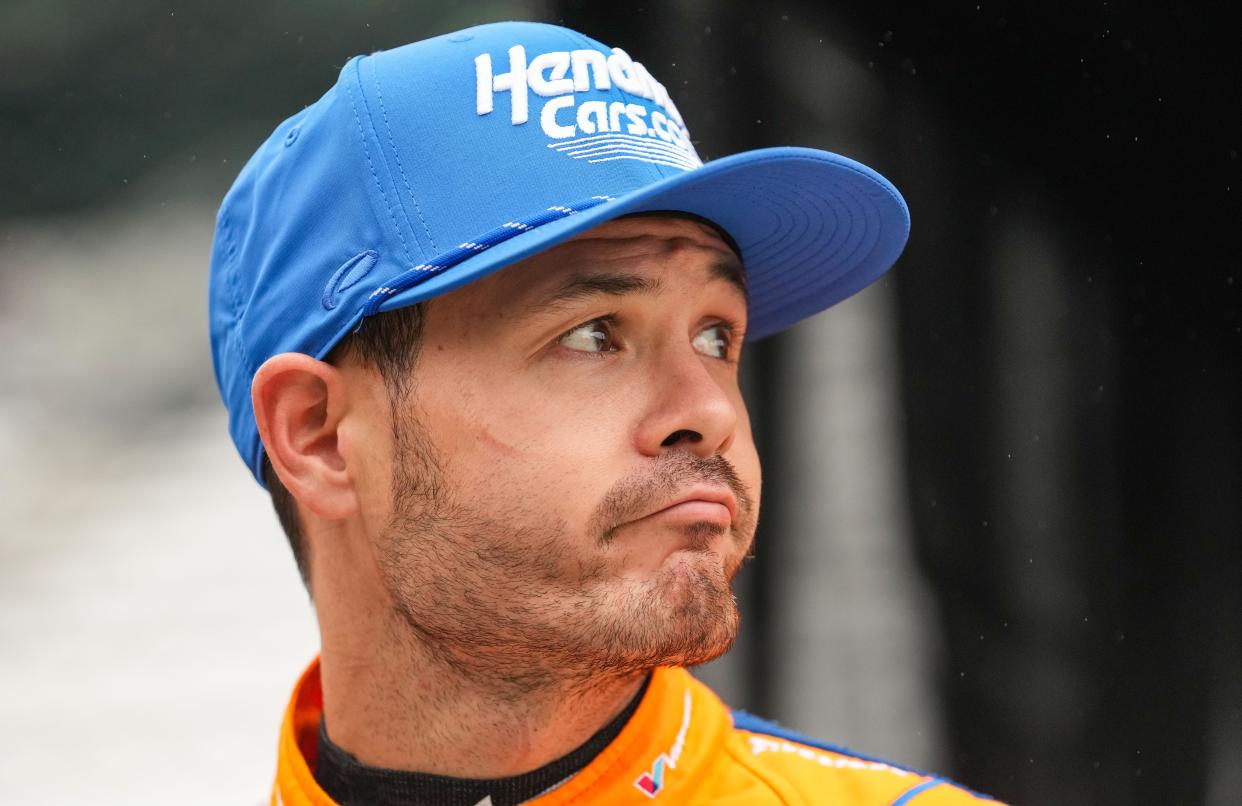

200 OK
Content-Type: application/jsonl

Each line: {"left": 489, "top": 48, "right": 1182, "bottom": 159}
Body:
{"left": 635, "top": 346, "right": 739, "bottom": 458}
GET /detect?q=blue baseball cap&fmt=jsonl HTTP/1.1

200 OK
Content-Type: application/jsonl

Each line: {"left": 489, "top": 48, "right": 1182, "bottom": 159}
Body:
{"left": 210, "top": 20, "right": 910, "bottom": 484}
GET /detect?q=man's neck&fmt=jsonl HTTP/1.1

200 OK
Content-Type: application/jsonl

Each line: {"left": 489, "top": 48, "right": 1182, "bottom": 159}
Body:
{"left": 317, "top": 624, "right": 647, "bottom": 778}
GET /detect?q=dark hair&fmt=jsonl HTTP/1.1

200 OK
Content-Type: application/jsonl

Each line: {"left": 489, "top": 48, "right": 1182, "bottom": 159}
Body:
{"left": 263, "top": 303, "right": 427, "bottom": 590}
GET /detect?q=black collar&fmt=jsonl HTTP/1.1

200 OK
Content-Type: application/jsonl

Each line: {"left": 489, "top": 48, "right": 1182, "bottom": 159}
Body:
{"left": 315, "top": 675, "right": 650, "bottom": 806}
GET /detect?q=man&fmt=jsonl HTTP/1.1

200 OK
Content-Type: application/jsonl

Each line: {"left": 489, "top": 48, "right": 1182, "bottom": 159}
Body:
{"left": 210, "top": 20, "right": 1000, "bottom": 806}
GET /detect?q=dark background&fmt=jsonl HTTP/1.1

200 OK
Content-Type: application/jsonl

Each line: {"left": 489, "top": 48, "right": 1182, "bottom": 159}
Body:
{"left": 2, "top": 2, "right": 1238, "bottom": 804}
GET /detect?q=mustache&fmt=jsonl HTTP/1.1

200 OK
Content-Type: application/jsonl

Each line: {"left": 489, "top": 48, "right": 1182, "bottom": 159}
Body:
{"left": 590, "top": 452, "right": 755, "bottom": 545}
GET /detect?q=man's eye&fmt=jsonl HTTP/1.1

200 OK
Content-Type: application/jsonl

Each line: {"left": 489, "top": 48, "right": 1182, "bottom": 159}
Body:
{"left": 559, "top": 319, "right": 618, "bottom": 353}
{"left": 692, "top": 324, "right": 732, "bottom": 359}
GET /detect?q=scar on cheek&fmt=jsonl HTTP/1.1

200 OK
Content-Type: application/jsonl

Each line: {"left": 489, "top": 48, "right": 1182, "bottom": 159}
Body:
{"left": 476, "top": 425, "right": 518, "bottom": 455}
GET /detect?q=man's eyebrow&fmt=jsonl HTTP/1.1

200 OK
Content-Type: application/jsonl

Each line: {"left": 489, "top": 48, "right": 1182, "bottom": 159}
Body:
{"left": 526, "top": 272, "right": 662, "bottom": 313}
{"left": 710, "top": 257, "right": 748, "bottom": 301}
{"left": 525, "top": 259, "right": 748, "bottom": 315}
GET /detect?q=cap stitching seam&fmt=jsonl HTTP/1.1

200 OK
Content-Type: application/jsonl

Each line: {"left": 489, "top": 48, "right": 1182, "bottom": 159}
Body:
{"left": 219, "top": 218, "right": 245, "bottom": 323}
{"left": 344, "top": 58, "right": 416, "bottom": 267}
{"left": 370, "top": 58, "right": 439, "bottom": 253}
{"left": 219, "top": 219, "right": 256, "bottom": 382}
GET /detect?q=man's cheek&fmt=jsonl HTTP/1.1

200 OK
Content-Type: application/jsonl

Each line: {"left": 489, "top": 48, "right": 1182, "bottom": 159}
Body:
{"left": 453, "top": 418, "right": 611, "bottom": 508}
{"left": 490, "top": 403, "right": 625, "bottom": 458}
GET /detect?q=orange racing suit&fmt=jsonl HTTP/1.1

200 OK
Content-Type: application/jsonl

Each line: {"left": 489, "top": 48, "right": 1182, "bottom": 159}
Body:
{"left": 272, "top": 659, "right": 1001, "bottom": 805}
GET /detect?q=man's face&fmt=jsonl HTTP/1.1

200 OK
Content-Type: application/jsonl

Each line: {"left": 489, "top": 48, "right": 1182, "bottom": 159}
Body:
{"left": 344, "top": 216, "right": 761, "bottom": 683}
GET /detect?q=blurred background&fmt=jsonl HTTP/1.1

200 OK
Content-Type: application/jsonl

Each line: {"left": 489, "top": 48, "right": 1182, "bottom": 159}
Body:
{"left": 1, "top": 1, "right": 1238, "bottom": 804}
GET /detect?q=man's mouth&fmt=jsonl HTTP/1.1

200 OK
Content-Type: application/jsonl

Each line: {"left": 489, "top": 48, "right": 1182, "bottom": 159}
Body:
{"left": 632, "top": 486, "right": 737, "bottom": 529}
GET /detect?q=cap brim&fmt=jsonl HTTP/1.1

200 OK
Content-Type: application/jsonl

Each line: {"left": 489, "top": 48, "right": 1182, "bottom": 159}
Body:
{"left": 327, "top": 145, "right": 909, "bottom": 352}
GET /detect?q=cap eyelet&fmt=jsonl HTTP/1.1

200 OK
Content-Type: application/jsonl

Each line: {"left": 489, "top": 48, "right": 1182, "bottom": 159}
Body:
{"left": 283, "top": 127, "right": 300, "bottom": 147}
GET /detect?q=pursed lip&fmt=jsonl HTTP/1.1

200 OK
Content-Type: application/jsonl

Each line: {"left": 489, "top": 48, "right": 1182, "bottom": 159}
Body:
{"left": 638, "top": 485, "right": 738, "bottom": 525}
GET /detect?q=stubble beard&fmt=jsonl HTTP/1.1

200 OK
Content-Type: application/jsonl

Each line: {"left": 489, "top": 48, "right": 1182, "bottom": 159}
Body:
{"left": 375, "top": 412, "right": 757, "bottom": 694}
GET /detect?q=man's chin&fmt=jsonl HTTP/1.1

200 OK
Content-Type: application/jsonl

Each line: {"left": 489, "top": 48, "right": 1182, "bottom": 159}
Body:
{"left": 664, "top": 554, "right": 740, "bottom": 659}
{"left": 653, "top": 547, "right": 730, "bottom": 601}
{"left": 587, "top": 553, "right": 740, "bottom": 671}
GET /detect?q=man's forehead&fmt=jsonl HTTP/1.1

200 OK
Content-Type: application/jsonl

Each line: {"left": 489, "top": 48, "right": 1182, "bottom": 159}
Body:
{"left": 572, "top": 214, "right": 737, "bottom": 249}
{"left": 497, "top": 215, "right": 745, "bottom": 298}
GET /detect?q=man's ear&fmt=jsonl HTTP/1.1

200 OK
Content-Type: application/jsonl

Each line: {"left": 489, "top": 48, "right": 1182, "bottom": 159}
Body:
{"left": 252, "top": 352, "right": 358, "bottom": 521}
